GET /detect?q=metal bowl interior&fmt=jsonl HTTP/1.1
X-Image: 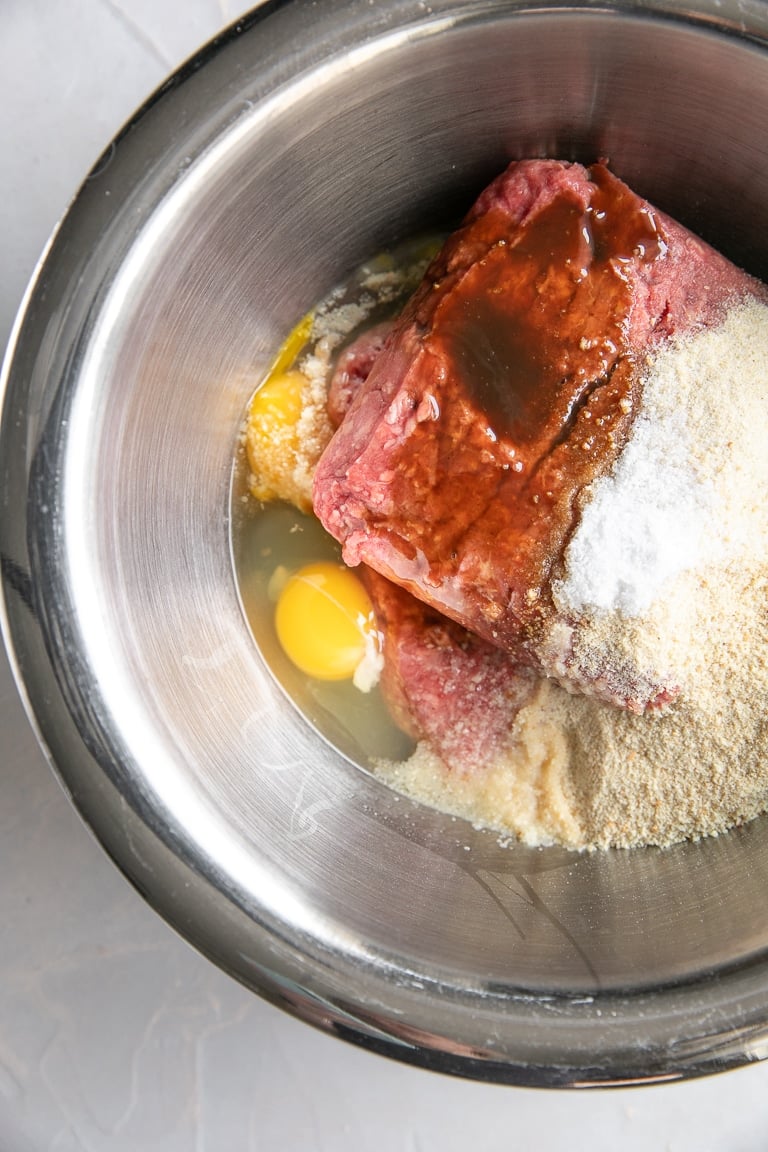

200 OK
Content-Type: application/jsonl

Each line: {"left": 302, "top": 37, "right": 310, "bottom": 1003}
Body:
{"left": 3, "top": 0, "right": 768, "bottom": 1086}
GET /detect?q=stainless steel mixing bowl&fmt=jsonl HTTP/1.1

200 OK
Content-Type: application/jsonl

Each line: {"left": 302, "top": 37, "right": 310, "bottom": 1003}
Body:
{"left": 3, "top": 0, "right": 768, "bottom": 1087}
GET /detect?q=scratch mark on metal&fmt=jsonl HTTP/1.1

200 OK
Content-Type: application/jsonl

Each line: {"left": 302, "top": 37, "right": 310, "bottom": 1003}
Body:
{"left": 516, "top": 873, "right": 600, "bottom": 986}
{"left": 181, "top": 641, "right": 237, "bottom": 670}
{"left": 288, "top": 778, "right": 335, "bottom": 841}
{"left": 470, "top": 870, "right": 529, "bottom": 941}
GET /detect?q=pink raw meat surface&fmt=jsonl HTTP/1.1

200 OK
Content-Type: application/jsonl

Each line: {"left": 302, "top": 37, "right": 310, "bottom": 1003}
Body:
{"left": 313, "top": 160, "right": 766, "bottom": 712}
{"left": 362, "top": 567, "right": 536, "bottom": 772}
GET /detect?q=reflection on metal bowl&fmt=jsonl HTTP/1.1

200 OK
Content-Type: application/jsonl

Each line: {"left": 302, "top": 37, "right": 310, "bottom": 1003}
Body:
{"left": 3, "top": 0, "right": 768, "bottom": 1087}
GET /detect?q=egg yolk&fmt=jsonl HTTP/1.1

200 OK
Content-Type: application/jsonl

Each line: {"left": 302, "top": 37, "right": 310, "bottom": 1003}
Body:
{"left": 246, "top": 370, "right": 304, "bottom": 477}
{"left": 245, "top": 310, "right": 315, "bottom": 509}
{"left": 275, "top": 562, "right": 378, "bottom": 681}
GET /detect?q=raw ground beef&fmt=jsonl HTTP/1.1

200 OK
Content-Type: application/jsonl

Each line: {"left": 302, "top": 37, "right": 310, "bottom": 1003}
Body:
{"left": 313, "top": 159, "right": 766, "bottom": 711}
{"left": 361, "top": 566, "right": 536, "bottom": 771}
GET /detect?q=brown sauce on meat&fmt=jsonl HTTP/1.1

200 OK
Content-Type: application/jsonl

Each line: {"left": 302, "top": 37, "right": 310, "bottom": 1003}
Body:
{"left": 440, "top": 165, "right": 664, "bottom": 446}
{"left": 370, "top": 165, "right": 669, "bottom": 637}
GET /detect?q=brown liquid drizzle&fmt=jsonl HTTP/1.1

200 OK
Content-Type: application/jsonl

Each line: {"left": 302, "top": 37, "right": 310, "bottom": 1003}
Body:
{"left": 439, "top": 164, "right": 664, "bottom": 448}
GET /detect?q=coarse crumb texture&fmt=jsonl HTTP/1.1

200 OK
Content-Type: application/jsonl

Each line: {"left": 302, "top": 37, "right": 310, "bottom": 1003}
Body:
{"left": 377, "top": 299, "right": 768, "bottom": 850}
{"left": 376, "top": 698, "right": 583, "bottom": 848}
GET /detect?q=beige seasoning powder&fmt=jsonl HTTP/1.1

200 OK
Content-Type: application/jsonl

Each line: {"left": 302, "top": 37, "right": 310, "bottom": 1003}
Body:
{"left": 381, "top": 299, "right": 768, "bottom": 850}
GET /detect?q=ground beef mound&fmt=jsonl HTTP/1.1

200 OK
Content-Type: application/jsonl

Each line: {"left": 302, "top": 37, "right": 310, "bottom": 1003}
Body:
{"left": 313, "top": 159, "right": 764, "bottom": 711}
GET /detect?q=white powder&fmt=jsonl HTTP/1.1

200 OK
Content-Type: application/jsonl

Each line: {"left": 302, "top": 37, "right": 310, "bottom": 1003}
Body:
{"left": 557, "top": 409, "right": 712, "bottom": 615}
{"left": 557, "top": 298, "right": 768, "bottom": 621}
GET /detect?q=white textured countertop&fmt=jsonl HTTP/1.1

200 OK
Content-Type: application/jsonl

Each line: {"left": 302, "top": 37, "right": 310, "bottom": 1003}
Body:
{"left": 3, "top": 2, "right": 768, "bottom": 1148}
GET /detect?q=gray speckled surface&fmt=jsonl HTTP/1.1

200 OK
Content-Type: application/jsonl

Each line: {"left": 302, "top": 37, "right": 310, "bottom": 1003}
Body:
{"left": 3, "top": 1, "right": 768, "bottom": 1147}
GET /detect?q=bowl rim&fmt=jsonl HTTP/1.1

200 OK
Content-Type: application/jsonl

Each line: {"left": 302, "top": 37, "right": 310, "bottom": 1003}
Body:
{"left": 4, "top": 0, "right": 768, "bottom": 1088}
